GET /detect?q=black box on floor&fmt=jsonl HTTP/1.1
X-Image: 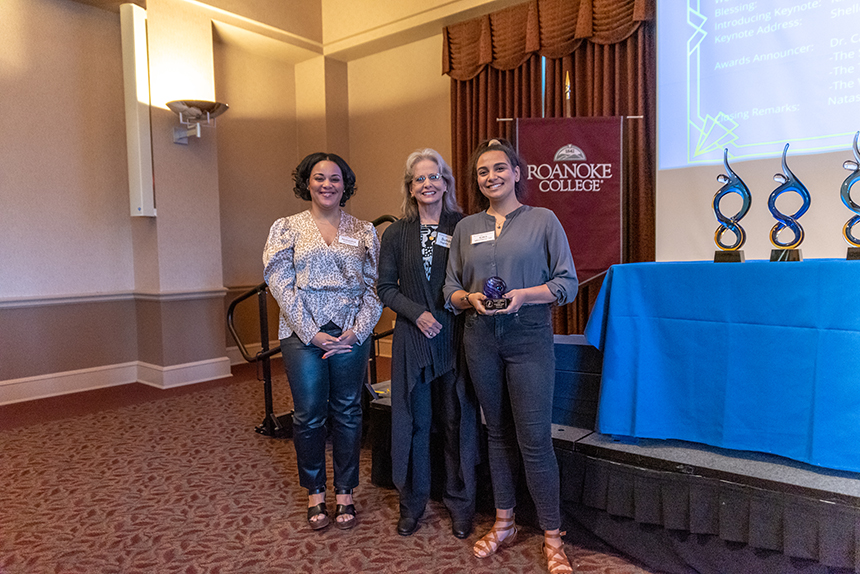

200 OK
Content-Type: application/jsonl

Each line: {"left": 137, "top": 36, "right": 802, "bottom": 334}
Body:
{"left": 552, "top": 334, "right": 602, "bottom": 429}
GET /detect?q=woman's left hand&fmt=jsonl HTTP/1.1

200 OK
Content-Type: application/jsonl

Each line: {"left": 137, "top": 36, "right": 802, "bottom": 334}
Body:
{"left": 321, "top": 329, "right": 358, "bottom": 359}
{"left": 497, "top": 289, "right": 526, "bottom": 314}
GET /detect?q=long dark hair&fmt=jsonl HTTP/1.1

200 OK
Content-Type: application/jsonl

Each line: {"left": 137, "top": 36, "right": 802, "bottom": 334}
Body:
{"left": 292, "top": 152, "right": 357, "bottom": 207}
{"left": 466, "top": 138, "right": 527, "bottom": 210}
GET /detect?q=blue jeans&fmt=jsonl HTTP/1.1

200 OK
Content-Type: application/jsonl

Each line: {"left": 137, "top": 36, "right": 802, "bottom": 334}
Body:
{"left": 463, "top": 304, "right": 560, "bottom": 530}
{"left": 280, "top": 322, "right": 371, "bottom": 493}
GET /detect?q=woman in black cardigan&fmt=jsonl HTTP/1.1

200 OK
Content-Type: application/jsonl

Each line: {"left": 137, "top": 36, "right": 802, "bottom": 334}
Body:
{"left": 377, "top": 148, "right": 479, "bottom": 539}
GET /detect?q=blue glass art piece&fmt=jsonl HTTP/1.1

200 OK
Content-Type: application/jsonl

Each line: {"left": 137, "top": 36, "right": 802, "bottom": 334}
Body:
{"left": 713, "top": 149, "right": 751, "bottom": 251}
{"left": 840, "top": 131, "right": 860, "bottom": 248}
{"left": 768, "top": 143, "right": 810, "bottom": 250}
{"left": 483, "top": 276, "right": 507, "bottom": 299}
{"left": 482, "top": 276, "right": 509, "bottom": 310}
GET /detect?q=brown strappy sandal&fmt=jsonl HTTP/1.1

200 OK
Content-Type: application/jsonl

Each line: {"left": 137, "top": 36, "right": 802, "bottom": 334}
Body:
{"left": 543, "top": 531, "right": 574, "bottom": 574}
{"left": 473, "top": 513, "right": 518, "bottom": 558}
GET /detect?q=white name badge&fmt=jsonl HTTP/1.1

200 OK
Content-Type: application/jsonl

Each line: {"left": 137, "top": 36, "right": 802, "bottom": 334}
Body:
{"left": 471, "top": 231, "right": 495, "bottom": 244}
{"left": 435, "top": 232, "right": 452, "bottom": 248}
{"left": 339, "top": 235, "right": 359, "bottom": 247}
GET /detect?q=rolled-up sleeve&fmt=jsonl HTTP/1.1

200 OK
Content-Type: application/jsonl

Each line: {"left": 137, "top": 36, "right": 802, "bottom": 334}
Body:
{"left": 443, "top": 223, "right": 467, "bottom": 314}
{"left": 543, "top": 211, "right": 579, "bottom": 306}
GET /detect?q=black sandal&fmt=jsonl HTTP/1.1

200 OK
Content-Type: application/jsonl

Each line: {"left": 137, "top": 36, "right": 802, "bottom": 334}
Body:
{"left": 307, "top": 502, "right": 330, "bottom": 530}
{"left": 334, "top": 488, "right": 356, "bottom": 530}
{"left": 307, "top": 488, "right": 330, "bottom": 531}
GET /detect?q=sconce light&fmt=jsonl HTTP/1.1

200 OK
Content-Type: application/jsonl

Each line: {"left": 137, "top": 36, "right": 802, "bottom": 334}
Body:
{"left": 166, "top": 100, "right": 229, "bottom": 144}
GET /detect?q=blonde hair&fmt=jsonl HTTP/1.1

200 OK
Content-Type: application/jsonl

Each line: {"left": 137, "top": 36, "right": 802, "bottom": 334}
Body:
{"left": 400, "top": 149, "right": 462, "bottom": 220}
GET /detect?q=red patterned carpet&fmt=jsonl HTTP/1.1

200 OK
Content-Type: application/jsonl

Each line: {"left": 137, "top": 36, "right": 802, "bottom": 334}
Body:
{"left": 0, "top": 361, "right": 659, "bottom": 574}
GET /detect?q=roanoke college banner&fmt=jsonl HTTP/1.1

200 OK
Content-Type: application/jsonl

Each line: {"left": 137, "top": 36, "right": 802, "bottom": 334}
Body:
{"left": 516, "top": 117, "right": 623, "bottom": 283}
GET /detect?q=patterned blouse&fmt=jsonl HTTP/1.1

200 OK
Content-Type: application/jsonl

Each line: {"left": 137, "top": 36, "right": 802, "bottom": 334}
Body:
{"left": 263, "top": 210, "right": 383, "bottom": 345}
{"left": 420, "top": 224, "right": 437, "bottom": 280}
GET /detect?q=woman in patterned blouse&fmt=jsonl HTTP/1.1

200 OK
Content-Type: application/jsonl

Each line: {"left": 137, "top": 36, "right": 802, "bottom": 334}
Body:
{"left": 263, "top": 152, "right": 383, "bottom": 531}
{"left": 377, "top": 149, "right": 479, "bottom": 539}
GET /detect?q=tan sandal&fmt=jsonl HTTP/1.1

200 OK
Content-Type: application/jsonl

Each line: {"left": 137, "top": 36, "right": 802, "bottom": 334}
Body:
{"left": 473, "top": 514, "right": 518, "bottom": 558}
{"left": 543, "top": 531, "right": 573, "bottom": 574}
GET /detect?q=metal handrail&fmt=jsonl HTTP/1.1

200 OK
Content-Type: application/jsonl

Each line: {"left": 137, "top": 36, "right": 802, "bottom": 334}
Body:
{"left": 371, "top": 214, "right": 398, "bottom": 227}
{"left": 226, "top": 281, "right": 271, "bottom": 363}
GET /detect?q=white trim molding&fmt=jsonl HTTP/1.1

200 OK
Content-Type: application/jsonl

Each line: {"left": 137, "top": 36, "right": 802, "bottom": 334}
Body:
{"left": 0, "top": 358, "right": 233, "bottom": 406}
{"left": 0, "top": 288, "right": 227, "bottom": 309}
{"left": 137, "top": 357, "right": 232, "bottom": 389}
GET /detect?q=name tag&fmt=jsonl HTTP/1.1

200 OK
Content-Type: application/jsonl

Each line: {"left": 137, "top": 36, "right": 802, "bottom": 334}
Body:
{"left": 435, "top": 232, "right": 452, "bottom": 248}
{"left": 339, "top": 235, "right": 359, "bottom": 247}
{"left": 471, "top": 231, "right": 495, "bottom": 244}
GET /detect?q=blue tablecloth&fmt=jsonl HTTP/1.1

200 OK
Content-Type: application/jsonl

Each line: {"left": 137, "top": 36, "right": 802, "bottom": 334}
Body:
{"left": 584, "top": 260, "right": 860, "bottom": 473}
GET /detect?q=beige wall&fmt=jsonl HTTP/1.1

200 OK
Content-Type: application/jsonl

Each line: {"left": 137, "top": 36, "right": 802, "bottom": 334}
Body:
{"left": 346, "top": 34, "right": 451, "bottom": 223}
{"left": 0, "top": 0, "right": 134, "bottom": 299}
{"left": 214, "top": 38, "right": 302, "bottom": 289}
{"left": 1, "top": 0, "right": 511, "bottom": 402}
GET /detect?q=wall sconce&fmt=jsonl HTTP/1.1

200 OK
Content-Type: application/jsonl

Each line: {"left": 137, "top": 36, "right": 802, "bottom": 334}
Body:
{"left": 166, "top": 100, "right": 229, "bottom": 144}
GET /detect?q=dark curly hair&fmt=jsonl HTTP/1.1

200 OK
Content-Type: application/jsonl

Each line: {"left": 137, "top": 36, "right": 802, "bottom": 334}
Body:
{"left": 292, "top": 152, "right": 357, "bottom": 207}
{"left": 467, "top": 137, "right": 527, "bottom": 210}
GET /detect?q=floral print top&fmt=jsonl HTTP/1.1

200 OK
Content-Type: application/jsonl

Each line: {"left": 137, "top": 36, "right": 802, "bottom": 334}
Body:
{"left": 263, "top": 210, "right": 383, "bottom": 345}
{"left": 419, "top": 224, "right": 437, "bottom": 280}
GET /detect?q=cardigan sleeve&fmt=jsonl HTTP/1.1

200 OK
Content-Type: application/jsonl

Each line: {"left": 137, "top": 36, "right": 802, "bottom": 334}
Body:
{"left": 378, "top": 221, "right": 430, "bottom": 323}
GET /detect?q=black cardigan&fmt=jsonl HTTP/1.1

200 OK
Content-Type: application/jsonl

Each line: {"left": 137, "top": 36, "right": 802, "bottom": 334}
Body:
{"left": 377, "top": 210, "right": 463, "bottom": 382}
{"left": 378, "top": 209, "right": 478, "bottom": 491}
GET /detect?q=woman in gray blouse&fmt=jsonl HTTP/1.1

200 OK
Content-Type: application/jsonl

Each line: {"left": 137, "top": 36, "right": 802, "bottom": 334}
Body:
{"left": 443, "top": 138, "right": 577, "bottom": 574}
{"left": 263, "top": 152, "right": 382, "bottom": 531}
{"left": 377, "top": 149, "right": 479, "bottom": 539}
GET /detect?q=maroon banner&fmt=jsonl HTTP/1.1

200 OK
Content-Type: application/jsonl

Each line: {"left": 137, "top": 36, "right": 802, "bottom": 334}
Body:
{"left": 516, "top": 117, "right": 623, "bottom": 284}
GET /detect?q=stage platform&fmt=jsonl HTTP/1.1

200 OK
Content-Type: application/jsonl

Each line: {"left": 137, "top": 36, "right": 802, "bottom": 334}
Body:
{"left": 369, "top": 333, "right": 860, "bottom": 573}
{"left": 552, "top": 424, "right": 860, "bottom": 574}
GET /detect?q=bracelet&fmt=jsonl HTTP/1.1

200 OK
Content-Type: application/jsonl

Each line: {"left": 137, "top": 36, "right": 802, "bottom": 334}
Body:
{"left": 461, "top": 293, "right": 473, "bottom": 307}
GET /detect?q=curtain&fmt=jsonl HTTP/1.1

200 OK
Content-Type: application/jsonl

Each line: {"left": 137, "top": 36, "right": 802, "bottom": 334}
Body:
{"left": 444, "top": 0, "right": 655, "bottom": 334}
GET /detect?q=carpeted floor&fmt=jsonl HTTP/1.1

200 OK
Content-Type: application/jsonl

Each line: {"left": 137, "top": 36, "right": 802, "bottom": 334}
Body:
{"left": 0, "top": 361, "right": 659, "bottom": 574}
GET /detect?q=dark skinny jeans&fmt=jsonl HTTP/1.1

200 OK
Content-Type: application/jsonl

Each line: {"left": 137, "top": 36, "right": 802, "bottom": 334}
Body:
{"left": 463, "top": 303, "right": 560, "bottom": 531}
{"left": 280, "top": 322, "right": 370, "bottom": 494}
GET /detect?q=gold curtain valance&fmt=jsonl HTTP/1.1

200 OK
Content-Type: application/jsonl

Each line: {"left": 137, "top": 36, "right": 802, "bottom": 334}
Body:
{"left": 443, "top": 0, "right": 654, "bottom": 81}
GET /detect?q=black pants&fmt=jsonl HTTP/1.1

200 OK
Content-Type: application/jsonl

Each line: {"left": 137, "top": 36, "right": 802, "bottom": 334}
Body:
{"left": 395, "top": 368, "right": 475, "bottom": 522}
{"left": 280, "top": 322, "right": 371, "bottom": 493}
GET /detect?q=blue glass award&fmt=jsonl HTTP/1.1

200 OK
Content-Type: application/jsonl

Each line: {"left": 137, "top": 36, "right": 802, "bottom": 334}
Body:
{"left": 483, "top": 276, "right": 509, "bottom": 310}
{"left": 768, "top": 143, "right": 810, "bottom": 262}
{"left": 712, "top": 149, "right": 751, "bottom": 262}
{"left": 840, "top": 131, "right": 860, "bottom": 260}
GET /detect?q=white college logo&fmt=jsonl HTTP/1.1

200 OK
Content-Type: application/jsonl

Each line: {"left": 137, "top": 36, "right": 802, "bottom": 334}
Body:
{"left": 528, "top": 143, "right": 611, "bottom": 192}
{"left": 553, "top": 144, "right": 586, "bottom": 162}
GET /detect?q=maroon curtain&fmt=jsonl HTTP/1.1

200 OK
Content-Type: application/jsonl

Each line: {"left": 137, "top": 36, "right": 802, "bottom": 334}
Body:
{"left": 444, "top": 0, "right": 655, "bottom": 334}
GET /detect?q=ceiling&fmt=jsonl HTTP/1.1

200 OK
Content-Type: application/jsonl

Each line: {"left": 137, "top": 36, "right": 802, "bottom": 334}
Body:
{"left": 70, "top": 0, "right": 145, "bottom": 11}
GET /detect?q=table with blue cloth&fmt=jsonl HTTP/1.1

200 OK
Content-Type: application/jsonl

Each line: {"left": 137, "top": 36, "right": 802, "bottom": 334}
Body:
{"left": 584, "top": 259, "right": 860, "bottom": 473}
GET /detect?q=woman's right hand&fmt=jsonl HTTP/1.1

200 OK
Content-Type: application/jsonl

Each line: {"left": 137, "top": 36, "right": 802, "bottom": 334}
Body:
{"left": 469, "top": 292, "right": 492, "bottom": 315}
{"left": 415, "top": 311, "right": 443, "bottom": 339}
{"left": 311, "top": 331, "right": 353, "bottom": 359}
